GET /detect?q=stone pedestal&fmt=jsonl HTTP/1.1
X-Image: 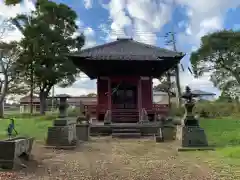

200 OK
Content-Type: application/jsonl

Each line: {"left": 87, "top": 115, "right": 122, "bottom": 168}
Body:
{"left": 46, "top": 119, "right": 77, "bottom": 148}
{"left": 176, "top": 125, "right": 208, "bottom": 147}
{"left": 76, "top": 123, "right": 90, "bottom": 141}
{"left": 0, "top": 137, "right": 34, "bottom": 169}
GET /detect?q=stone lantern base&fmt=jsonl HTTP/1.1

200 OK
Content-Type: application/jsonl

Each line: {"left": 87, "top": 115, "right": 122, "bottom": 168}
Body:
{"left": 46, "top": 118, "right": 77, "bottom": 149}
{"left": 176, "top": 118, "right": 214, "bottom": 151}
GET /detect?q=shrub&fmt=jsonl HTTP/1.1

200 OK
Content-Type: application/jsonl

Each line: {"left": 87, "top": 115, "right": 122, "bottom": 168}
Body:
{"left": 170, "top": 101, "right": 240, "bottom": 118}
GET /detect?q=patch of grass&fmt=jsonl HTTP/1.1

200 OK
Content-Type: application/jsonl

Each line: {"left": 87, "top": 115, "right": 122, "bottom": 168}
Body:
{"left": 0, "top": 117, "right": 52, "bottom": 141}
{"left": 201, "top": 118, "right": 240, "bottom": 147}
{"left": 198, "top": 118, "right": 240, "bottom": 176}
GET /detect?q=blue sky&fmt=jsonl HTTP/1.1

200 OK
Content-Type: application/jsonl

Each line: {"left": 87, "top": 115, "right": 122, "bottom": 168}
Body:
{"left": 0, "top": 0, "right": 239, "bottom": 96}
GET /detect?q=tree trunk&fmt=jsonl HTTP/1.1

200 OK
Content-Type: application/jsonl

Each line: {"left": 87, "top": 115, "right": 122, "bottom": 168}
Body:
{"left": 175, "top": 65, "right": 181, "bottom": 108}
{"left": 0, "top": 100, "right": 4, "bottom": 118}
{"left": 39, "top": 91, "right": 47, "bottom": 115}
{"left": 166, "top": 72, "right": 171, "bottom": 109}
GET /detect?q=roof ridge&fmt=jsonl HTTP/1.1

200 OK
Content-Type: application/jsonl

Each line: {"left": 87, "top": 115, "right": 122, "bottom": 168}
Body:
{"left": 79, "top": 39, "right": 120, "bottom": 53}
{"left": 79, "top": 38, "right": 182, "bottom": 54}
{"left": 130, "top": 39, "right": 181, "bottom": 54}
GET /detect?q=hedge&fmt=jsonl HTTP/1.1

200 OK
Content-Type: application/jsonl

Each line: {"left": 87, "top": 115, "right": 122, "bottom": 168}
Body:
{"left": 170, "top": 102, "right": 240, "bottom": 118}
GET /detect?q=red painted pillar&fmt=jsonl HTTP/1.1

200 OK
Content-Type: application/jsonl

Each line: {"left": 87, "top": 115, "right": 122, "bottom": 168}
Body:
{"left": 150, "top": 77, "right": 153, "bottom": 109}
{"left": 96, "top": 78, "right": 99, "bottom": 119}
{"left": 107, "top": 77, "right": 111, "bottom": 111}
{"left": 138, "top": 77, "right": 142, "bottom": 121}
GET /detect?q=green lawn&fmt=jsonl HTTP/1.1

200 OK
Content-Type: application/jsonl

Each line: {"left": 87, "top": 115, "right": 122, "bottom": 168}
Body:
{"left": 0, "top": 117, "right": 52, "bottom": 141}
{"left": 197, "top": 119, "right": 240, "bottom": 174}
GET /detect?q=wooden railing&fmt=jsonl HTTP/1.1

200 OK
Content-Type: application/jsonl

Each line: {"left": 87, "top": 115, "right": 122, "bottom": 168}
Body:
{"left": 82, "top": 103, "right": 169, "bottom": 117}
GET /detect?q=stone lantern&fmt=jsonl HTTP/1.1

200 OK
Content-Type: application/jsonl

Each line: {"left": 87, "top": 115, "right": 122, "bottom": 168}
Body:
{"left": 176, "top": 86, "right": 213, "bottom": 151}
{"left": 46, "top": 94, "right": 77, "bottom": 149}
{"left": 56, "top": 94, "right": 71, "bottom": 118}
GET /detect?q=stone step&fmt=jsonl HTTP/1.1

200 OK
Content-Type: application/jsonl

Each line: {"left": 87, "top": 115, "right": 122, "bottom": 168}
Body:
{"left": 112, "top": 114, "right": 138, "bottom": 117}
{"left": 112, "top": 132, "right": 141, "bottom": 138}
{"left": 112, "top": 128, "right": 140, "bottom": 133}
{"left": 111, "top": 120, "right": 139, "bottom": 123}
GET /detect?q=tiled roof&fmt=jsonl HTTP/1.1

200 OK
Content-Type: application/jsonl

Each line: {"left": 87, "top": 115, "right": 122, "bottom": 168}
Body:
{"left": 70, "top": 38, "right": 184, "bottom": 61}
{"left": 192, "top": 90, "right": 216, "bottom": 96}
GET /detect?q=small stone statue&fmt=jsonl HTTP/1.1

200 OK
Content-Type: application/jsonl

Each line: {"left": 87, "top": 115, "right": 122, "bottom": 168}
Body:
{"left": 7, "top": 118, "right": 18, "bottom": 139}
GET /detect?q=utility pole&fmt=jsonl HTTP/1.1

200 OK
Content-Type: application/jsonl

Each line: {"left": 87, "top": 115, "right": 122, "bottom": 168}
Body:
{"left": 170, "top": 32, "right": 181, "bottom": 108}
{"left": 165, "top": 0, "right": 181, "bottom": 108}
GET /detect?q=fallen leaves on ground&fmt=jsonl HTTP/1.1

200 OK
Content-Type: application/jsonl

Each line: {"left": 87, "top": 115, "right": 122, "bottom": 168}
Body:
{"left": 0, "top": 137, "right": 227, "bottom": 180}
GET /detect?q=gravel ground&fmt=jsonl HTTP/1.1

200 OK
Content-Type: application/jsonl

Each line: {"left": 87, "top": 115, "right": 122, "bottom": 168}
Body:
{"left": 0, "top": 137, "right": 222, "bottom": 180}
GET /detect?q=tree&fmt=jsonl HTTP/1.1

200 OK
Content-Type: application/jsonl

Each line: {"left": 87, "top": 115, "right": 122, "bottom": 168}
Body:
{"left": 191, "top": 30, "right": 240, "bottom": 99}
{"left": 0, "top": 42, "right": 26, "bottom": 117}
{"left": 4, "top": 0, "right": 22, "bottom": 5}
{"left": 217, "top": 91, "right": 234, "bottom": 102}
{"left": 14, "top": 0, "right": 85, "bottom": 114}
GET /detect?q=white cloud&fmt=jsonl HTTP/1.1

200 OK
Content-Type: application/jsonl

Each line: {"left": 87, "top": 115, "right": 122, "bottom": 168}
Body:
{"left": 82, "top": 27, "right": 97, "bottom": 48}
{"left": 83, "top": 0, "right": 92, "bottom": 9}
{"left": 100, "top": 0, "right": 172, "bottom": 45}
{"left": 54, "top": 72, "right": 97, "bottom": 96}
{"left": 176, "top": 0, "right": 239, "bottom": 47}
{"left": 126, "top": 0, "right": 172, "bottom": 45}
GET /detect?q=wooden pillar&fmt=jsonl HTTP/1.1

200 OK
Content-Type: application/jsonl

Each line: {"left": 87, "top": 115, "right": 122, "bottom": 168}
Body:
{"left": 150, "top": 77, "right": 153, "bottom": 109}
{"left": 138, "top": 77, "right": 142, "bottom": 121}
{"left": 96, "top": 78, "right": 99, "bottom": 119}
{"left": 107, "top": 77, "right": 111, "bottom": 111}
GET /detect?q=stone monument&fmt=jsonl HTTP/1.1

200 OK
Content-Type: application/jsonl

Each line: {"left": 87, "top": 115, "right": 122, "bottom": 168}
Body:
{"left": 176, "top": 86, "right": 213, "bottom": 151}
{"left": 46, "top": 94, "right": 77, "bottom": 149}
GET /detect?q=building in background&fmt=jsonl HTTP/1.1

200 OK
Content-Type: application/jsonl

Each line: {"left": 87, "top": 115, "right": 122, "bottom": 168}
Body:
{"left": 19, "top": 94, "right": 97, "bottom": 113}
{"left": 192, "top": 90, "right": 216, "bottom": 101}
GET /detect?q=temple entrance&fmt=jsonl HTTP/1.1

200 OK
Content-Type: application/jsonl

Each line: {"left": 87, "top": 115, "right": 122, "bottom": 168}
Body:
{"left": 111, "top": 82, "right": 137, "bottom": 109}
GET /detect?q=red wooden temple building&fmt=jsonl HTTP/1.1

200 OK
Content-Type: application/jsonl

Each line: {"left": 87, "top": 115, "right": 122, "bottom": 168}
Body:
{"left": 69, "top": 38, "right": 184, "bottom": 124}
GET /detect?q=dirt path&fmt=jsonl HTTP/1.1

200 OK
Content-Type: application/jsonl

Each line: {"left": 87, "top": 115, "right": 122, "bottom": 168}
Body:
{"left": 2, "top": 137, "right": 222, "bottom": 180}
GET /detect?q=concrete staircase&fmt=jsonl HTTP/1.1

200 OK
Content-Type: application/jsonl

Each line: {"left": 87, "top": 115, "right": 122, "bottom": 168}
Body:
{"left": 112, "top": 127, "right": 141, "bottom": 138}
{"left": 111, "top": 109, "right": 139, "bottom": 123}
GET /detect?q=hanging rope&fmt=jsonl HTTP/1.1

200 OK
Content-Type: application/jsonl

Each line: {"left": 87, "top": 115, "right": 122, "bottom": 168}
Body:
{"left": 105, "top": 82, "right": 122, "bottom": 96}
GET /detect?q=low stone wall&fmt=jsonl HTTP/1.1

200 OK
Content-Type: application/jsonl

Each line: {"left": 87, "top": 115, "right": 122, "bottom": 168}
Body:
{"left": 162, "top": 126, "right": 176, "bottom": 140}
{"left": 140, "top": 126, "right": 159, "bottom": 136}
{"left": 0, "top": 137, "right": 34, "bottom": 169}
{"left": 140, "top": 125, "right": 176, "bottom": 140}
{"left": 90, "top": 125, "right": 112, "bottom": 136}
